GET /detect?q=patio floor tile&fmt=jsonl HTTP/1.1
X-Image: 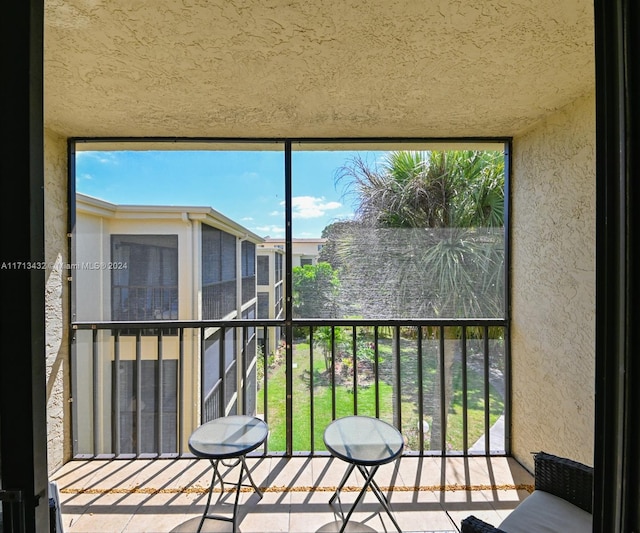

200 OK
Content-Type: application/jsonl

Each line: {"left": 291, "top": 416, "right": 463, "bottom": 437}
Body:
{"left": 52, "top": 455, "right": 532, "bottom": 533}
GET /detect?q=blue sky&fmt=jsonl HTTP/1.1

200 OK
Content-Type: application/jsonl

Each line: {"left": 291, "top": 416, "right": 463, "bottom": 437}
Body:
{"left": 75, "top": 149, "right": 377, "bottom": 238}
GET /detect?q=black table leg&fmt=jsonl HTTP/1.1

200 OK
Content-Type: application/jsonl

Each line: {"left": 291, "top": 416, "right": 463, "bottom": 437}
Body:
{"left": 196, "top": 455, "right": 263, "bottom": 533}
{"left": 329, "top": 463, "right": 356, "bottom": 505}
{"left": 196, "top": 459, "right": 220, "bottom": 533}
{"left": 338, "top": 464, "right": 378, "bottom": 533}
{"left": 329, "top": 463, "right": 401, "bottom": 533}
{"left": 356, "top": 465, "right": 402, "bottom": 533}
{"left": 240, "top": 456, "right": 263, "bottom": 497}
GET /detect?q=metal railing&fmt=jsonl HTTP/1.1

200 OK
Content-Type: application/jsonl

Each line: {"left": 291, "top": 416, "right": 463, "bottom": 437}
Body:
{"left": 242, "top": 275, "right": 256, "bottom": 304}
{"left": 111, "top": 285, "right": 178, "bottom": 321}
{"left": 202, "top": 280, "right": 236, "bottom": 319}
{"left": 71, "top": 317, "right": 508, "bottom": 459}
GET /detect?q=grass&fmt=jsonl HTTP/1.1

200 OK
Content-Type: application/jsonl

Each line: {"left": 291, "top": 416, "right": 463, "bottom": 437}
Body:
{"left": 257, "top": 331, "right": 504, "bottom": 453}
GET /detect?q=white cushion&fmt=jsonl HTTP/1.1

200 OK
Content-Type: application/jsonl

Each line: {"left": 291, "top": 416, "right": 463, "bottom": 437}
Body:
{"left": 498, "top": 490, "right": 592, "bottom": 533}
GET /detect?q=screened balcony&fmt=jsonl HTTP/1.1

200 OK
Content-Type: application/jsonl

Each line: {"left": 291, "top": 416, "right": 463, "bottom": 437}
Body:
{"left": 1, "top": 1, "right": 617, "bottom": 532}
{"left": 61, "top": 314, "right": 513, "bottom": 531}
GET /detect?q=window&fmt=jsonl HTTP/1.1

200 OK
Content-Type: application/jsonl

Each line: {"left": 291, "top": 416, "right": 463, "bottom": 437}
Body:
{"left": 275, "top": 253, "right": 283, "bottom": 283}
{"left": 203, "top": 327, "right": 238, "bottom": 420}
{"left": 257, "top": 256, "right": 269, "bottom": 285}
{"left": 242, "top": 241, "right": 256, "bottom": 277}
{"left": 257, "top": 292, "right": 269, "bottom": 318}
{"left": 202, "top": 225, "right": 237, "bottom": 319}
{"left": 111, "top": 235, "right": 178, "bottom": 321}
{"left": 241, "top": 241, "right": 256, "bottom": 304}
{"left": 116, "top": 359, "right": 177, "bottom": 454}
{"left": 292, "top": 145, "right": 506, "bottom": 319}
{"left": 275, "top": 282, "right": 283, "bottom": 317}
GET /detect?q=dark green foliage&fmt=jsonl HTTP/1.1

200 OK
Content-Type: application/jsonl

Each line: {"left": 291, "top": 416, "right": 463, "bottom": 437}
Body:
{"left": 292, "top": 262, "right": 340, "bottom": 318}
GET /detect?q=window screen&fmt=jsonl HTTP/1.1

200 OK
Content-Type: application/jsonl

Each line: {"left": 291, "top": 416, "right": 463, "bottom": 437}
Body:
{"left": 111, "top": 235, "right": 178, "bottom": 321}
{"left": 257, "top": 256, "right": 269, "bottom": 285}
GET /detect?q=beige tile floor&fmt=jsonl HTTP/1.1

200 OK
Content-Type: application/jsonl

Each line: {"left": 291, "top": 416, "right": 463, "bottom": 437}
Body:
{"left": 51, "top": 456, "right": 533, "bottom": 533}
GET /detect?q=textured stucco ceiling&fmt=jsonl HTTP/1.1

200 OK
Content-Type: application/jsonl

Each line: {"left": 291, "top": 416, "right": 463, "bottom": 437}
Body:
{"left": 44, "top": 0, "right": 594, "bottom": 139}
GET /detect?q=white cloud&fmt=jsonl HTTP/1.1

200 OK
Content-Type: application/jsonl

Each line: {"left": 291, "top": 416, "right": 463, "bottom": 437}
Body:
{"left": 269, "top": 210, "right": 282, "bottom": 217}
{"left": 255, "top": 225, "right": 285, "bottom": 236}
{"left": 78, "top": 173, "right": 93, "bottom": 181}
{"left": 282, "top": 196, "right": 342, "bottom": 219}
{"left": 76, "top": 151, "right": 118, "bottom": 165}
{"left": 242, "top": 216, "right": 254, "bottom": 222}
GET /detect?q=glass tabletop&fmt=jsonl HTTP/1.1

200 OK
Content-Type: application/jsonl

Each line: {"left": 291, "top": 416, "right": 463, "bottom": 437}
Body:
{"left": 323, "top": 416, "right": 404, "bottom": 466}
{"left": 188, "top": 415, "right": 268, "bottom": 459}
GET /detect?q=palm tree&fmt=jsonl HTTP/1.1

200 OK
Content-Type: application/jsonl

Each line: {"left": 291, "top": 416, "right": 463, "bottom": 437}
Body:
{"left": 334, "top": 150, "right": 504, "bottom": 317}
{"left": 333, "top": 149, "right": 505, "bottom": 450}
{"left": 338, "top": 150, "right": 503, "bottom": 229}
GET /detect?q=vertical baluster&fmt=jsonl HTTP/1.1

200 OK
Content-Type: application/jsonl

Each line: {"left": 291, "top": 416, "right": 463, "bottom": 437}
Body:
{"left": 374, "top": 326, "right": 380, "bottom": 419}
{"left": 484, "top": 326, "right": 491, "bottom": 454}
{"left": 439, "top": 326, "right": 446, "bottom": 455}
{"left": 92, "top": 328, "right": 99, "bottom": 456}
{"left": 462, "top": 326, "right": 468, "bottom": 454}
{"left": 113, "top": 329, "right": 120, "bottom": 456}
{"left": 309, "top": 326, "right": 315, "bottom": 453}
{"left": 417, "top": 326, "right": 424, "bottom": 453}
{"left": 395, "top": 325, "right": 402, "bottom": 432}
{"left": 263, "top": 325, "right": 269, "bottom": 453}
{"left": 157, "top": 328, "right": 164, "bottom": 455}
{"left": 200, "top": 327, "right": 206, "bottom": 423}
{"left": 352, "top": 326, "right": 358, "bottom": 415}
{"left": 263, "top": 326, "right": 269, "bottom": 423}
{"left": 135, "top": 329, "right": 142, "bottom": 456}
{"left": 71, "top": 329, "right": 79, "bottom": 458}
{"left": 220, "top": 326, "right": 226, "bottom": 416}
{"left": 331, "top": 325, "right": 336, "bottom": 421}
{"left": 243, "top": 325, "right": 248, "bottom": 415}
{"left": 504, "top": 326, "right": 511, "bottom": 454}
{"left": 179, "top": 327, "right": 184, "bottom": 455}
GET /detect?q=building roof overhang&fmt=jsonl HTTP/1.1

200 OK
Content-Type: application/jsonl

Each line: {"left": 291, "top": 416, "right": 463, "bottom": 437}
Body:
{"left": 77, "top": 193, "right": 264, "bottom": 242}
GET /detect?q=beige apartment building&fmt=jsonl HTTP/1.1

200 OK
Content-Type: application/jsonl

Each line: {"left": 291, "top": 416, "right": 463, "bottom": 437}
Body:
{"left": 74, "top": 193, "right": 264, "bottom": 454}
{"left": 256, "top": 246, "right": 285, "bottom": 358}
{"left": 259, "top": 238, "right": 327, "bottom": 267}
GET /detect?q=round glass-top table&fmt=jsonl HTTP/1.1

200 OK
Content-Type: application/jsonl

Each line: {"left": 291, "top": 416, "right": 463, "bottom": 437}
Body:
{"left": 324, "top": 416, "right": 404, "bottom": 533}
{"left": 189, "top": 415, "right": 268, "bottom": 532}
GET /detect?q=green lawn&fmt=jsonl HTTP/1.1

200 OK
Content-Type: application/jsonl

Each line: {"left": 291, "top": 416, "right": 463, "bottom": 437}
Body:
{"left": 257, "top": 332, "right": 504, "bottom": 453}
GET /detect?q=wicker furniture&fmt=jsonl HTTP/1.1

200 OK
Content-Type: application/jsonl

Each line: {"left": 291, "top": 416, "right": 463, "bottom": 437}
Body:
{"left": 461, "top": 452, "right": 593, "bottom": 533}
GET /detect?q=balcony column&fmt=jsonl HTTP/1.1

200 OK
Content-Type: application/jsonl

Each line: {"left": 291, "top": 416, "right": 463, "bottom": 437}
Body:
{"left": 236, "top": 235, "right": 245, "bottom": 414}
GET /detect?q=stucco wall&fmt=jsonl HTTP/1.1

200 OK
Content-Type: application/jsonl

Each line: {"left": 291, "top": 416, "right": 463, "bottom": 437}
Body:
{"left": 511, "top": 93, "right": 596, "bottom": 471}
{"left": 44, "top": 0, "right": 595, "bottom": 140}
{"left": 44, "top": 129, "right": 71, "bottom": 471}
